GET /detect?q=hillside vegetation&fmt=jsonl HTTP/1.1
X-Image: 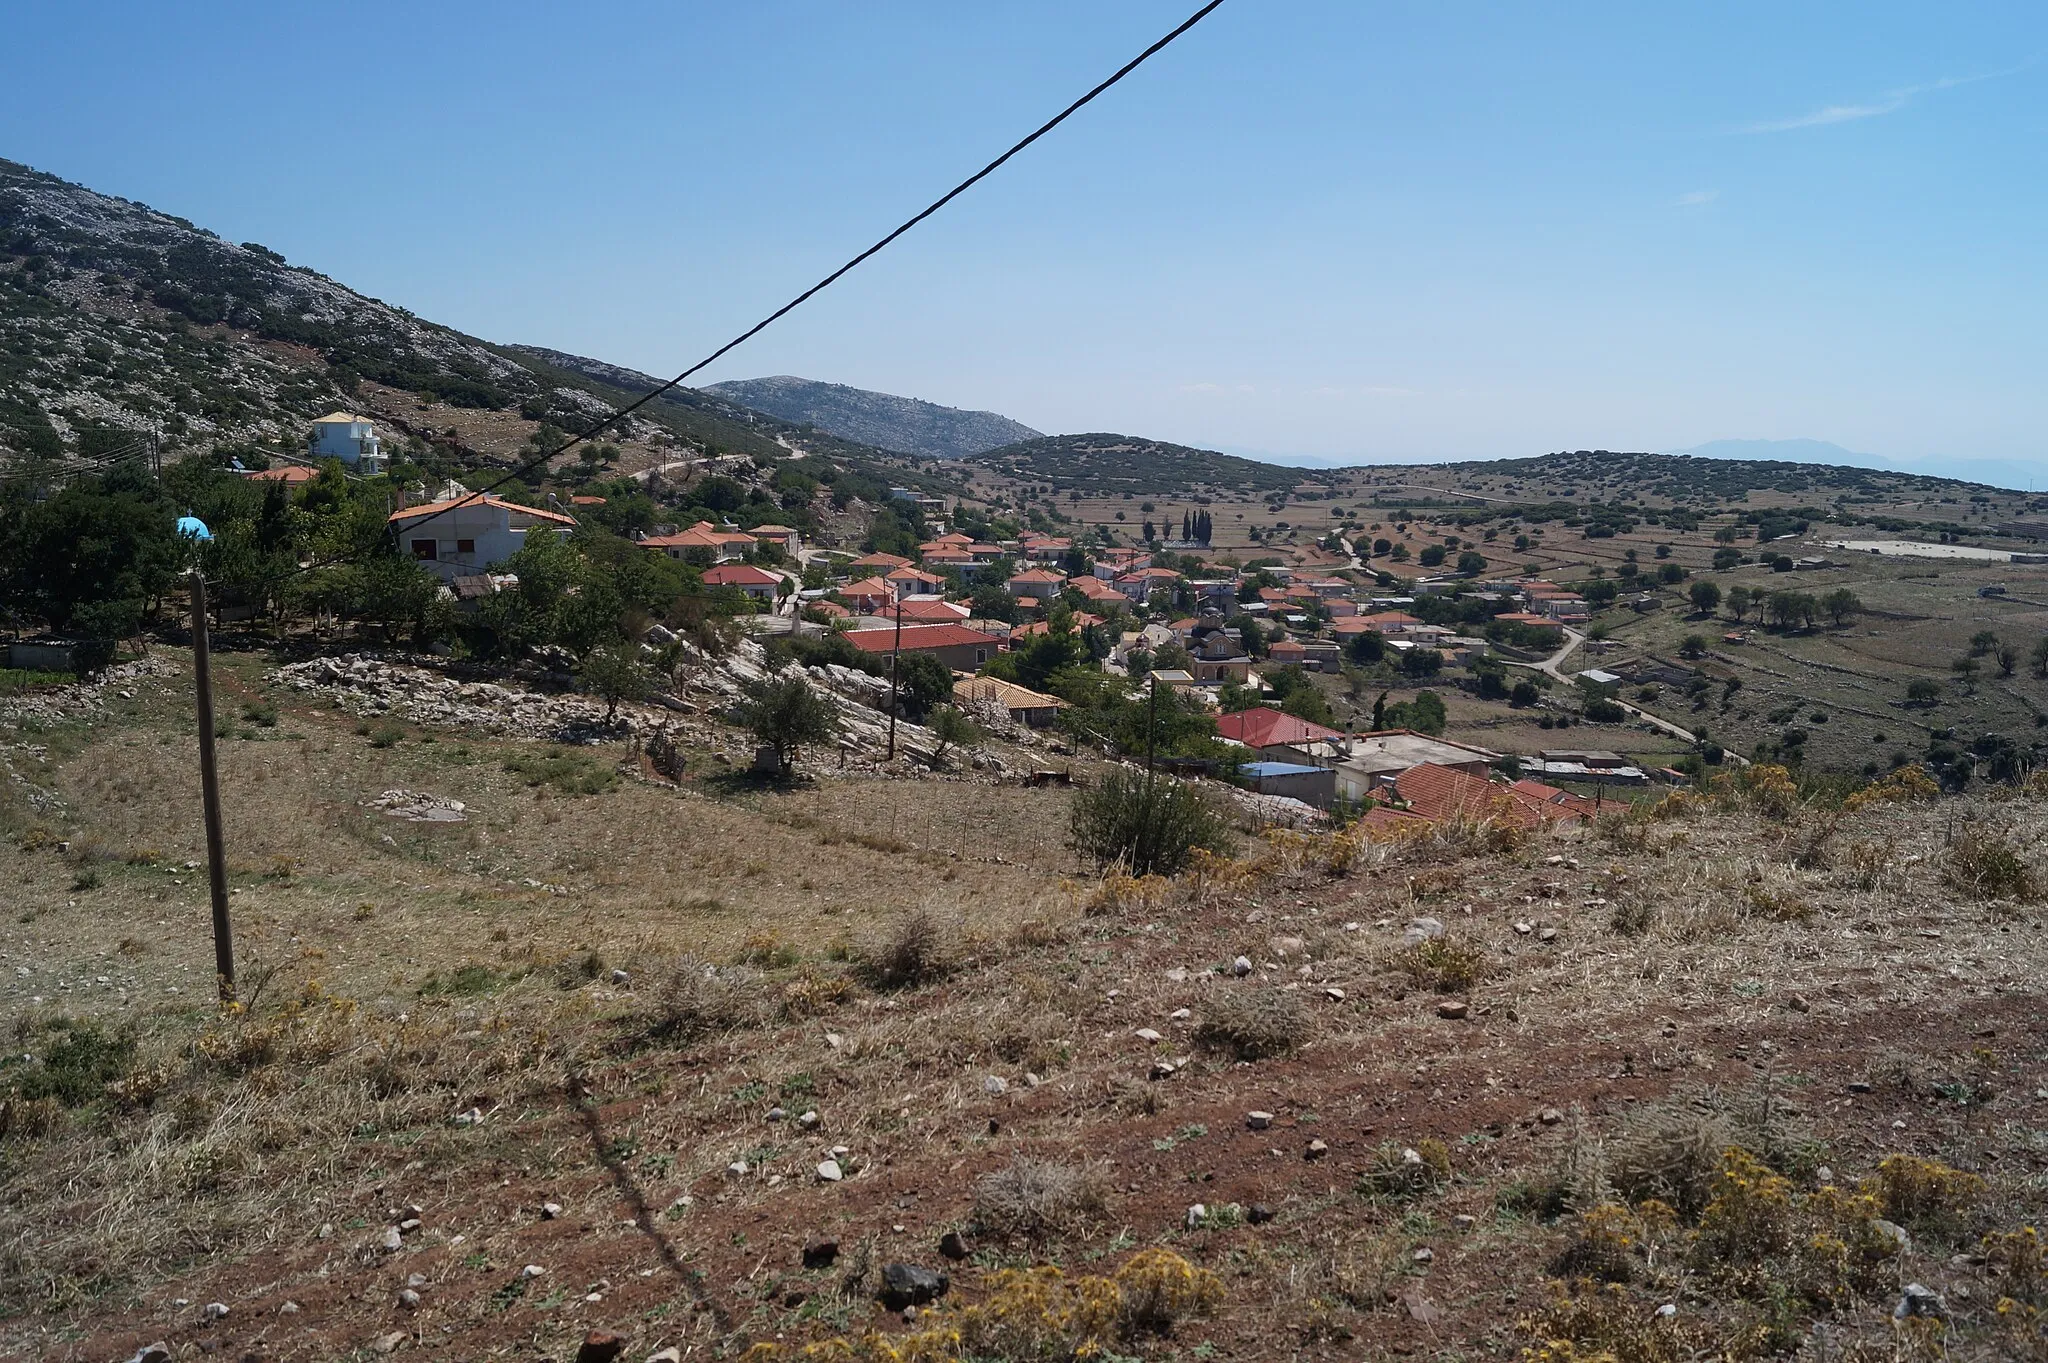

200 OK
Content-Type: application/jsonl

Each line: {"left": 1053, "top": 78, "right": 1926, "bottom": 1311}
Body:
{"left": 968, "top": 432, "right": 1315, "bottom": 497}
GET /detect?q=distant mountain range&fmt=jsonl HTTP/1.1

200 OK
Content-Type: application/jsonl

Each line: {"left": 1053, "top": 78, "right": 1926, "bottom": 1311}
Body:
{"left": 704, "top": 375, "right": 1040, "bottom": 460}
{"left": 1670, "top": 438, "right": 2041, "bottom": 492}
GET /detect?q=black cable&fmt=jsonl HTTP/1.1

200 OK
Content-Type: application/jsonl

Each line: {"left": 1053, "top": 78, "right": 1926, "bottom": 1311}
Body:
{"left": 327, "top": 0, "right": 1228, "bottom": 559}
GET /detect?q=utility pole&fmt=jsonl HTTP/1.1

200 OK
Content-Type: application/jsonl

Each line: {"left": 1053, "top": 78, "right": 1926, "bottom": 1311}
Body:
{"left": 886, "top": 591, "right": 903, "bottom": 760}
{"left": 188, "top": 572, "right": 236, "bottom": 1002}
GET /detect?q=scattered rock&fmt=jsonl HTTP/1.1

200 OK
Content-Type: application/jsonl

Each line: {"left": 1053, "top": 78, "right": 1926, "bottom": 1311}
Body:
{"left": 1403, "top": 917, "right": 1446, "bottom": 945}
{"left": 202, "top": 1302, "right": 229, "bottom": 1320}
{"left": 1232, "top": 956, "right": 1253, "bottom": 977}
{"left": 1437, "top": 1000, "right": 1469, "bottom": 1020}
{"left": 938, "top": 1230, "right": 970, "bottom": 1261}
{"left": 1539, "top": 1107, "right": 1564, "bottom": 1126}
{"left": 1149, "top": 1060, "right": 1178, "bottom": 1081}
{"left": 610, "top": 969, "right": 631, "bottom": 987}
{"left": 278, "top": 1302, "right": 300, "bottom": 1316}
{"left": 815, "top": 1160, "right": 844, "bottom": 1183}
{"left": 1323, "top": 986, "right": 1346, "bottom": 1002}
{"left": 877, "top": 1264, "right": 949, "bottom": 1310}
{"left": 802, "top": 1239, "right": 839, "bottom": 1269}
{"left": 797, "top": 1110, "right": 821, "bottom": 1130}
{"left": 1246, "top": 1110, "right": 1274, "bottom": 1131}
{"left": 1247, "top": 1203, "right": 1276, "bottom": 1225}
{"left": 1894, "top": 1284, "right": 1945, "bottom": 1321}
{"left": 575, "top": 1331, "right": 627, "bottom": 1363}
{"left": 1513, "top": 921, "right": 1533, "bottom": 935}
{"left": 1169, "top": 1007, "right": 1191, "bottom": 1021}
{"left": 521, "top": 1264, "right": 546, "bottom": 1279}
{"left": 1872, "top": 1219, "right": 1911, "bottom": 1253}
{"left": 1134, "top": 1027, "right": 1163, "bottom": 1044}
{"left": 1847, "top": 1081, "right": 1873, "bottom": 1094}
{"left": 1454, "top": 1214, "right": 1478, "bottom": 1230}
{"left": 1305, "top": 1139, "right": 1329, "bottom": 1161}
{"left": 1787, "top": 994, "right": 1810, "bottom": 1013}
{"left": 381, "top": 1226, "right": 403, "bottom": 1252}
{"left": 646, "top": 1350, "right": 683, "bottom": 1363}
{"left": 1185, "top": 1204, "right": 1208, "bottom": 1229}
{"left": 397, "top": 1289, "right": 421, "bottom": 1310}
{"left": 541, "top": 1202, "right": 563, "bottom": 1220}
{"left": 1398, "top": 1286, "right": 1443, "bottom": 1325}
{"left": 1412, "top": 1247, "right": 1434, "bottom": 1264}
{"left": 982, "top": 1075, "right": 1009, "bottom": 1095}
{"left": 1655, "top": 1303, "right": 1677, "bottom": 1319}
{"left": 1538, "top": 927, "right": 1558, "bottom": 943}
{"left": 1271, "top": 935, "right": 1306, "bottom": 958}
{"left": 125, "top": 1345, "right": 172, "bottom": 1363}
{"left": 370, "top": 1332, "right": 407, "bottom": 1355}
{"left": 765, "top": 1107, "right": 787, "bottom": 1122}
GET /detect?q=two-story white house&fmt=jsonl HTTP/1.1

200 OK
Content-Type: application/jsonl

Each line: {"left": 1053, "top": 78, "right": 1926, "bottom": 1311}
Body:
{"left": 309, "top": 412, "right": 387, "bottom": 473}
{"left": 389, "top": 493, "right": 576, "bottom": 582}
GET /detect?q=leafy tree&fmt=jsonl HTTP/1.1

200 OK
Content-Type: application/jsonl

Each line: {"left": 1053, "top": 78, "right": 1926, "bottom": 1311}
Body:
{"left": 1385, "top": 689, "right": 1447, "bottom": 734}
{"left": 1456, "top": 550, "right": 1487, "bottom": 576}
{"left": 1678, "top": 633, "right": 1709, "bottom": 659}
{"left": 1821, "top": 588, "right": 1862, "bottom": 627}
{"left": 1688, "top": 580, "right": 1721, "bottom": 615}
{"left": 1905, "top": 677, "right": 1942, "bottom": 705}
{"left": 1227, "top": 613, "right": 1268, "bottom": 660}
{"left": 1279, "top": 683, "right": 1335, "bottom": 727}
{"left": 1418, "top": 544, "right": 1446, "bottom": 567}
{"left": 1657, "top": 562, "right": 1686, "bottom": 585}
{"left": 1070, "top": 766, "right": 1231, "bottom": 876}
{"left": 1970, "top": 629, "right": 2001, "bottom": 656}
{"left": 1712, "top": 547, "right": 1742, "bottom": 571}
{"left": 969, "top": 583, "right": 1018, "bottom": 623}
{"left": 893, "top": 651, "right": 954, "bottom": 721}
{"left": 926, "top": 705, "right": 981, "bottom": 765}
{"left": 734, "top": 676, "right": 839, "bottom": 777}
{"left": 1345, "top": 629, "right": 1385, "bottom": 666}
{"left": 1726, "top": 585, "right": 1752, "bottom": 621}
{"left": 580, "top": 644, "right": 653, "bottom": 722}
{"left": 1509, "top": 678, "right": 1541, "bottom": 707}
{"left": 1217, "top": 681, "right": 1261, "bottom": 712}
{"left": 1994, "top": 642, "right": 2019, "bottom": 678}
{"left": 1399, "top": 647, "right": 1443, "bottom": 679}
{"left": 2031, "top": 636, "right": 2048, "bottom": 679}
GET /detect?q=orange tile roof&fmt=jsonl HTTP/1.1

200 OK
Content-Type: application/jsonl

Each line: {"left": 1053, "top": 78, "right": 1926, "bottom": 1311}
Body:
{"left": 248, "top": 465, "right": 317, "bottom": 483}
{"left": 702, "top": 564, "right": 782, "bottom": 587}
{"left": 1393, "top": 763, "right": 1582, "bottom": 828}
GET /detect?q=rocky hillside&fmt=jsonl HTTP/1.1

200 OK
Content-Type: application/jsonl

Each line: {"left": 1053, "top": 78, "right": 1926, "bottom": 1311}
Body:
{"left": 705, "top": 375, "right": 1041, "bottom": 459}
{"left": 0, "top": 157, "right": 954, "bottom": 495}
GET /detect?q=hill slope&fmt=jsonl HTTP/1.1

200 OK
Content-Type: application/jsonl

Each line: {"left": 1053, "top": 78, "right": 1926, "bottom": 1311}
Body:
{"left": 704, "top": 375, "right": 1040, "bottom": 459}
{"left": 967, "top": 432, "right": 1315, "bottom": 496}
{"left": 0, "top": 156, "right": 943, "bottom": 492}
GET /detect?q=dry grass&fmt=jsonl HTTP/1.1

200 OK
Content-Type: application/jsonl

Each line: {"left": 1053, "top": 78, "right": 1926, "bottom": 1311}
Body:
{"left": 1194, "top": 987, "right": 1314, "bottom": 1060}
{"left": 7, "top": 651, "right": 2048, "bottom": 1360}
{"left": 971, "top": 1157, "right": 1109, "bottom": 1238}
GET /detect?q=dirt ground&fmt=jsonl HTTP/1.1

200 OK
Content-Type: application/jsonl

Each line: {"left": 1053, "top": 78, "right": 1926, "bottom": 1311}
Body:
{"left": 5, "top": 656, "right": 2048, "bottom": 1362}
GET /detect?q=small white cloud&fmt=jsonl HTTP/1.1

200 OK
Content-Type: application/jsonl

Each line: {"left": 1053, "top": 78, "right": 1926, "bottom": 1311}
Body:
{"left": 1739, "top": 59, "right": 2035, "bottom": 134}
{"left": 1675, "top": 189, "right": 1719, "bottom": 207}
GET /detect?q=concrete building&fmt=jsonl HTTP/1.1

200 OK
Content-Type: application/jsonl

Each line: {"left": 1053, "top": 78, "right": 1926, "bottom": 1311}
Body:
{"left": 1238, "top": 760, "right": 1336, "bottom": 809}
{"left": 308, "top": 412, "right": 386, "bottom": 473}
{"left": 389, "top": 494, "right": 576, "bottom": 582}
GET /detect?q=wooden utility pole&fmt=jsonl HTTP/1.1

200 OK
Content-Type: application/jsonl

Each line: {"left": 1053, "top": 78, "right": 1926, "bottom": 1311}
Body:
{"left": 885, "top": 593, "right": 903, "bottom": 760}
{"left": 189, "top": 572, "right": 236, "bottom": 1001}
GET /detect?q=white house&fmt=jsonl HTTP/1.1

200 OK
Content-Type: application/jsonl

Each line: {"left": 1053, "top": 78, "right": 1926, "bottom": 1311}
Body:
{"left": 388, "top": 494, "right": 576, "bottom": 582}
{"left": 309, "top": 412, "right": 386, "bottom": 473}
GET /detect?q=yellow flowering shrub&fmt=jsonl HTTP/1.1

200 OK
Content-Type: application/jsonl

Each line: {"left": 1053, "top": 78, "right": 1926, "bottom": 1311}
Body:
{"left": 1843, "top": 764, "right": 1938, "bottom": 810}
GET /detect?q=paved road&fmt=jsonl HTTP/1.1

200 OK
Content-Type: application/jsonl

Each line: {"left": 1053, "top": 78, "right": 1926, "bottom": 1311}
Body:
{"left": 1509, "top": 625, "right": 1739, "bottom": 761}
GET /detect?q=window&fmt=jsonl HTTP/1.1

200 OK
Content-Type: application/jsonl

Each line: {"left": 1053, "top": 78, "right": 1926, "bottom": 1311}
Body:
{"left": 411, "top": 539, "right": 437, "bottom": 560}
{"left": 456, "top": 539, "right": 475, "bottom": 555}
{"left": 975, "top": 649, "right": 988, "bottom": 665}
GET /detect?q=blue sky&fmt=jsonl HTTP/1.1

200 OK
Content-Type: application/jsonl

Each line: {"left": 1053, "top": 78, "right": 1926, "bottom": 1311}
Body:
{"left": 4, "top": 2, "right": 2045, "bottom": 473}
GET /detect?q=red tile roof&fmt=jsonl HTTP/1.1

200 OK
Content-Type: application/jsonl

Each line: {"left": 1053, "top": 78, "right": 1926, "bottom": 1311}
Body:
{"left": 893, "top": 597, "right": 971, "bottom": 622}
{"left": 702, "top": 564, "right": 782, "bottom": 587}
{"left": 1393, "top": 763, "right": 1583, "bottom": 827}
{"left": 844, "top": 624, "right": 1001, "bottom": 654}
{"left": 1214, "top": 707, "right": 1342, "bottom": 749}
{"left": 248, "top": 465, "right": 317, "bottom": 484}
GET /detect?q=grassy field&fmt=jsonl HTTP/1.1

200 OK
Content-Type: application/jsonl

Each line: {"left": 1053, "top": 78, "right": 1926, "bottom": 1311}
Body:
{"left": 5, "top": 650, "right": 2048, "bottom": 1361}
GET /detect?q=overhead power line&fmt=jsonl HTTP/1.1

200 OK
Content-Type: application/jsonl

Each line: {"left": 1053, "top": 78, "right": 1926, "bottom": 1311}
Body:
{"left": 320, "top": 0, "right": 1228, "bottom": 559}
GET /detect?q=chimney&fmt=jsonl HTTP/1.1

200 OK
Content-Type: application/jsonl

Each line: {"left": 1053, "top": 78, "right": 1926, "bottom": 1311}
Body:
{"left": 394, "top": 485, "right": 408, "bottom": 512}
